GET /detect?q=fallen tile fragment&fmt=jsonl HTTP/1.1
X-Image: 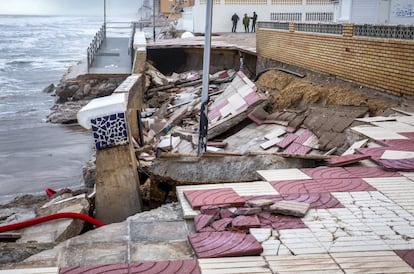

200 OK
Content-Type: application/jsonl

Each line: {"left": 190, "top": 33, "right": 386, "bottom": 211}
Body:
{"left": 269, "top": 200, "right": 310, "bottom": 217}
{"left": 184, "top": 188, "right": 246, "bottom": 210}
{"left": 234, "top": 207, "right": 262, "bottom": 216}
{"left": 194, "top": 214, "right": 217, "bottom": 232}
{"left": 326, "top": 154, "right": 371, "bottom": 167}
{"left": 232, "top": 215, "right": 261, "bottom": 230}
{"left": 246, "top": 199, "right": 274, "bottom": 208}
{"left": 188, "top": 231, "right": 263, "bottom": 258}
{"left": 210, "top": 218, "right": 233, "bottom": 232}
{"left": 276, "top": 133, "right": 299, "bottom": 149}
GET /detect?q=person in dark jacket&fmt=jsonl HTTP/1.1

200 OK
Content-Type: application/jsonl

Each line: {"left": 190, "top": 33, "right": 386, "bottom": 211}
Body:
{"left": 251, "top": 11, "right": 257, "bottom": 32}
{"left": 231, "top": 13, "right": 240, "bottom": 32}
{"left": 242, "top": 13, "right": 250, "bottom": 33}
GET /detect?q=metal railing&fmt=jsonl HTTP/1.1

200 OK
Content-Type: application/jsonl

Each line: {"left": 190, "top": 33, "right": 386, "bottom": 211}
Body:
{"left": 354, "top": 24, "right": 414, "bottom": 40}
{"left": 295, "top": 22, "right": 342, "bottom": 34}
{"left": 87, "top": 24, "right": 106, "bottom": 72}
{"left": 259, "top": 21, "right": 414, "bottom": 40}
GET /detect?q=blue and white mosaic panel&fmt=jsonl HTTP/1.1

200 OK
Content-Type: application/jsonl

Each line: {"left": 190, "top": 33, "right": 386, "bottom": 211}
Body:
{"left": 91, "top": 112, "right": 128, "bottom": 150}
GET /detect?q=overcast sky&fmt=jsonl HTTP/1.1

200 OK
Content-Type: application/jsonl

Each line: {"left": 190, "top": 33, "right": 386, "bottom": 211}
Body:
{"left": 0, "top": 0, "right": 140, "bottom": 17}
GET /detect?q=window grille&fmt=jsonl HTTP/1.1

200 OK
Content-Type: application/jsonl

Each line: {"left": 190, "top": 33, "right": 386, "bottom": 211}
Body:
{"left": 306, "top": 0, "right": 332, "bottom": 5}
{"left": 224, "top": 0, "right": 266, "bottom": 4}
{"left": 271, "top": 0, "right": 302, "bottom": 4}
{"left": 270, "top": 12, "right": 302, "bottom": 21}
{"left": 305, "top": 12, "right": 334, "bottom": 22}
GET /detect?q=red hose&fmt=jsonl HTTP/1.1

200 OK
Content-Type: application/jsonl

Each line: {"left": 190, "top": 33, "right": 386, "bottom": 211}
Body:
{"left": 0, "top": 212, "right": 105, "bottom": 233}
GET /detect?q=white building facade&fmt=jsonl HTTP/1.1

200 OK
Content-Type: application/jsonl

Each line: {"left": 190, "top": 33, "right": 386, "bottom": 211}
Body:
{"left": 177, "top": 0, "right": 413, "bottom": 33}
{"left": 335, "top": 0, "right": 414, "bottom": 25}
{"left": 178, "top": 0, "right": 336, "bottom": 33}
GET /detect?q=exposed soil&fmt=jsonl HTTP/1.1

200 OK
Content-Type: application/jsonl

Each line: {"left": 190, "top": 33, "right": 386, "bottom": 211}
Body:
{"left": 255, "top": 70, "right": 404, "bottom": 116}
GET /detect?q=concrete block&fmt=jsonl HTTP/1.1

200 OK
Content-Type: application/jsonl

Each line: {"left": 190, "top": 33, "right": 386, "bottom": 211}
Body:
{"left": 269, "top": 200, "right": 310, "bottom": 217}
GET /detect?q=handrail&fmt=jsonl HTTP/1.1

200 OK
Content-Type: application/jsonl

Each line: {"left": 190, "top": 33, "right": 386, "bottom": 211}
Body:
{"left": 87, "top": 24, "right": 106, "bottom": 72}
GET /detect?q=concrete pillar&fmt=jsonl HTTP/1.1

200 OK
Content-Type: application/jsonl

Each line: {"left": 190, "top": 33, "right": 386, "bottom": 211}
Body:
{"left": 95, "top": 143, "right": 142, "bottom": 224}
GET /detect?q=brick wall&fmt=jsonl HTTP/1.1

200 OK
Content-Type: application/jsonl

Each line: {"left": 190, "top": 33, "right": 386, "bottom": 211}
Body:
{"left": 256, "top": 24, "right": 414, "bottom": 98}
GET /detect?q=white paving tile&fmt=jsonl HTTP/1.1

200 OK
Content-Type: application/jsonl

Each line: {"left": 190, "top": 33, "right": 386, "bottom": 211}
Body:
{"left": 256, "top": 169, "right": 312, "bottom": 181}
{"left": 303, "top": 208, "right": 390, "bottom": 253}
{"left": 198, "top": 256, "right": 272, "bottom": 274}
{"left": 222, "top": 181, "right": 278, "bottom": 196}
{"left": 372, "top": 121, "right": 414, "bottom": 133}
{"left": 0, "top": 268, "right": 59, "bottom": 274}
{"left": 351, "top": 125, "right": 408, "bottom": 140}
{"left": 265, "top": 254, "right": 343, "bottom": 274}
{"left": 279, "top": 229, "right": 326, "bottom": 255}
{"left": 250, "top": 228, "right": 272, "bottom": 243}
{"left": 363, "top": 177, "right": 414, "bottom": 215}
{"left": 261, "top": 239, "right": 281, "bottom": 256}
{"left": 330, "top": 251, "right": 413, "bottom": 274}
{"left": 332, "top": 191, "right": 414, "bottom": 250}
{"left": 342, "top": 139, "right": 369, "bottom": 155}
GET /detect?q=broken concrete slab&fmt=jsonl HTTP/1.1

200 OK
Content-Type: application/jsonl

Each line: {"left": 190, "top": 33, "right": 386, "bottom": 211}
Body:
{"left": 17, "top": 199, "right": 90, "bottom": 244}
{"left": 231, "top": 215, "right": 261, "bottom": 230}
{"left": 326, "top": 154, "right": 371, "bottom": 167}
{"left": 269, "top": 200, "right": 310, "bottom": 217}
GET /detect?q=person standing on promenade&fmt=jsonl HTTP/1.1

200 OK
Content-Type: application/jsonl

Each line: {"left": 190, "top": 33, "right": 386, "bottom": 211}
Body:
{"left": 243, "top": 13, "right": 250, "bottom": 32}
{"left": 251, "top": 11, "right": 257, "bottom": 32}
{"left": 231, "top": 13, "right": 240, "bottom": 32}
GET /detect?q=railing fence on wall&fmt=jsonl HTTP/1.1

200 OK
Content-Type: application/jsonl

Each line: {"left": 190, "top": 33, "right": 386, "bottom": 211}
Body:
{"left": 258, "top": 21, "right": 414, "bottom": 40}
{"left": 87, "top": 24, "right": 106, "bottom": 72}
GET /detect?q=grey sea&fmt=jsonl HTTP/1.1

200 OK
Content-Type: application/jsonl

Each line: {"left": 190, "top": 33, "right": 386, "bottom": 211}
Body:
{"left": 0, "top": 15, "right": 102, "bottom": 203}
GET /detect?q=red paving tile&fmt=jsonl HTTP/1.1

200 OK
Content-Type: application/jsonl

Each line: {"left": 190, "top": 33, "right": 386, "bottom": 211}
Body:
{"left": 326, "top": 154, "right": 371, "bottom": 167}
{"left": 232, "top": 215, "right": 261, "bottom": 230}
{"left": 400, "top": 132, "right": 414, "bottom": 139}
{"left": 395, "top": 250, "right": 414, "bottom": 269}
{"left": 373, "top": 158, "right": 414, "bottom": 171}
{"left": 243, "top": 91, "right": 261, "bottom": 105}
{"left": 301, "top": 167, "right": 352, "bottom": 179}
{"left": 61, "top": 261, "right": 201, "bottom": 274}
{"left": 277, "top": 133, "right": 299, "bottom": 149}
{"left": 283, "top": 142, "right": 312, "bottom": 154}
{"left": 356, "top": 147, "right": 388, "bottom": 158}
{"left": 220, "top": 208, "right": 235, "bottom": 219}
{"left": 244, "top": 193, "right": 344, "bottom": 209}
{"left": 188, "top": 231, "right": 263, "bottom": 258}
{"left": 295, "top": 130, "right": 314, "bottom": 144}
{"left": 258, "top": 212, "right": 307, "bottom": 230}
{"left": 378, "top": 139, "right": 414, "bottom": 150}
{"left": 344, "top": 166, "right": 401, "bottom": 178}
{"left": 247, "top": 112, "right": 264, "bottom": 125}
{"left": 61, "top": 264, "right": 129, "bottom": 274}
{"left": 211, "top": 218, "right": 233, "bottom": 231}
{"left": 183, "top": 188, "right": 246, "bottom": 209}
{"left": 195, "top": 214, "right": 217, "bottom": 232}
{"left": 270, "top": 178, "right": 376, "bottom": 194}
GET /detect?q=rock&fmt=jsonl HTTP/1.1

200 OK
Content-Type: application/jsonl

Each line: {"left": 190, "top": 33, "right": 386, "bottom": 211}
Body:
{"left": 82, "top": 156, "right": 96, "bottom": 188}
{"left": 42, "top": 83, "right": 55, "bottom": 94}
{"left": 47, "top": 100, "right": 90, "bottom": 124}
{"left": 269, "top": 200, "right": 310, "bottom": 217}
{"left": 18, "top": 197, "right": 90, "bottom": 244}
{"left": 146, "top": 63, "right": 169, "bottom": 87}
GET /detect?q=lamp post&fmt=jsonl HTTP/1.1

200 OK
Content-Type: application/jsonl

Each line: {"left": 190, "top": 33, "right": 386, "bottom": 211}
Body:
{"left": 104, "top": 0, "right": 107, "bottom": 38}
{"left": 197, "top": 0, "right": 213, "bottom": 155}
{"left": 153, "top": 0, "right": 156, "bottom": 42}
